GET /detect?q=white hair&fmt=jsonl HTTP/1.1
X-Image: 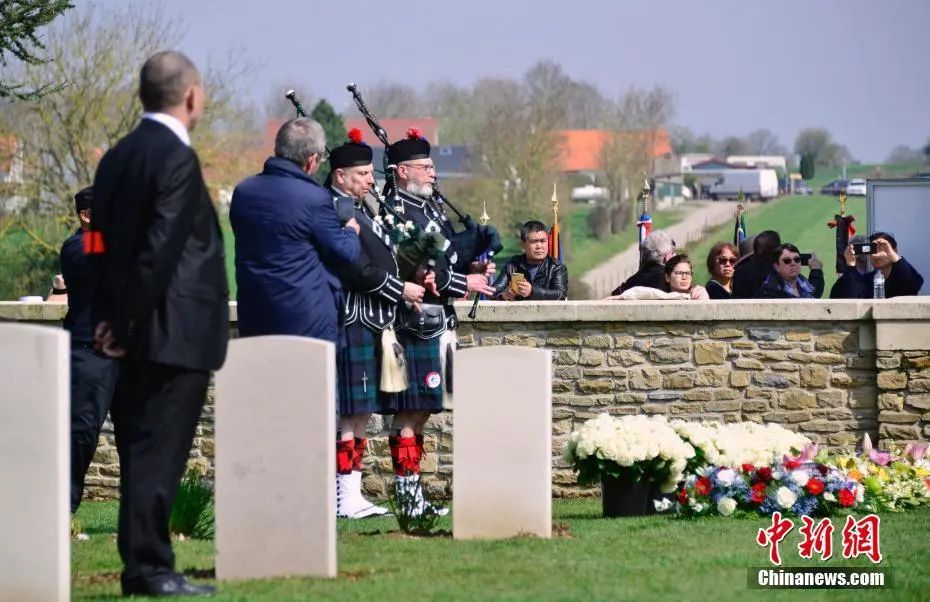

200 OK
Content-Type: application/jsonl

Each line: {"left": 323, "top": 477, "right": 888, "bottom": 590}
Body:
{"left": 641, "top": 230, "right": 676, "bottom": 264}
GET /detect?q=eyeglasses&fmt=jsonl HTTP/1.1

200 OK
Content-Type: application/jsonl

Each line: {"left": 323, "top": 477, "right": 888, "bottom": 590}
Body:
{"left": 716, "top": 257, "right": 737, "bottom": 265}
{"left": 316, "top": 150, "right": 330, "bottom": 162}
{"left": 405, "top": 163, "right": 435, "bottom": 172}
{"left": 781, "top": 256, "right": 802, "bottom": 265}
{"left": 671, "top": 271, "right": 692, "bottom": 277}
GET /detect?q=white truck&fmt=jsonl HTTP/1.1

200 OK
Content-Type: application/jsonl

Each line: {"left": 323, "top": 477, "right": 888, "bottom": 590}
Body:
{"left": 709, "top": 169, "right": 779, "bottom": 201}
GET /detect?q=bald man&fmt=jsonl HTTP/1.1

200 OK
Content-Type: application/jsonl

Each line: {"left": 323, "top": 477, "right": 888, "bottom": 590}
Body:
{"left": 89, "top": 51, "right": 225, "bottom": 597}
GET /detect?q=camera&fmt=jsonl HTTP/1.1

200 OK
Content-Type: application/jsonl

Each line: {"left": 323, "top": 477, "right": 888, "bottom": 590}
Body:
{"left": 852, "top": 242, "right": 875, "bottom": 255}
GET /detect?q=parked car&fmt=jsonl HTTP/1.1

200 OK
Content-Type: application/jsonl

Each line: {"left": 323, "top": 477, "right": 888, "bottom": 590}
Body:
{"left": 793, "top": 181, "right": 813, "bottom": 195}
{"left": 820, "top": 179, "right": 848, "bottom": 195}
{"left": 846, "top": 178, "right": 867, "bottom": 196}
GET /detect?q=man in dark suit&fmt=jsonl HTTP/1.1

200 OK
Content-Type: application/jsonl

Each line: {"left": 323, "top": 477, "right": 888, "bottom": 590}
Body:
{"left": 60, "top": 186, "right": 119, "bottom": 516}
{"left": 230, "top": 117, "right": 360, "bottom": 342}
{"left": 89, "top": 51, "right": 227, "bottom": 597}
{"left": 731, "top": 230, "right": 781, "bottom": 299}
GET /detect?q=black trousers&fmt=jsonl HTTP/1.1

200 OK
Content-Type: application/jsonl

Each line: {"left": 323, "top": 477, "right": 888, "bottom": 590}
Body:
{"left": 110, "top": 359, "right": 209, "bottom": 589}
{"left": 70, "top": 345, "right": 119, "bottom": 513}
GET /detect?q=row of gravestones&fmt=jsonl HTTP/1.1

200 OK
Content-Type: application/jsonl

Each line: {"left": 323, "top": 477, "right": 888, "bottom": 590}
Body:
{"left": 0, "top": 324, "right": 552, "bottom": 601}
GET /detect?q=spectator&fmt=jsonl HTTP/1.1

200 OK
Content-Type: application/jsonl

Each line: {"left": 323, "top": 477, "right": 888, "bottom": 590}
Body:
{"left": 732, "top": 230, "right": 781, "bottom": 298}
{"left": 736, "top": 234, "right": 756, "bottom": 266}
{"left": 830, "top": 232, "right": 923, "bottom": 299}
{"left": 610, "top": 230, "right": 676, "bottom": 296}
{"left": 758, "top": 244, "right": 824, "bottom": 299}
{"left": 493, "top": 220, "right": 568, "bottom": 301}
{"left": 665, "top": 254, "right": 709, "bottom": 299}
{"left": 705, "top": 242, "right": 738, "bottom": 299}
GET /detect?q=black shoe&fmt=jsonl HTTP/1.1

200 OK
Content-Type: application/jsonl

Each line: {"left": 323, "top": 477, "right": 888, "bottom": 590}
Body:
{"left": 122, "top": 573, "right": 216, "bottom": 597}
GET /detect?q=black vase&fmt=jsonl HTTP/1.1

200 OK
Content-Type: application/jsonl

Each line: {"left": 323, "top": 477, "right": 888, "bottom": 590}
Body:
{"left": 600, "top": 471, "right": 650, "bottom": 517}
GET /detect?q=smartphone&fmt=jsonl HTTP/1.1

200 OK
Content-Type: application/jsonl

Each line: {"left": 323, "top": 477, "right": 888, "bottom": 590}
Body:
{"left": 334, "top": 197, "right": 355, "bottom": 225}
{"left": 800, "top": 253, "right": 812, "bottom": 266}
{"left": 852, "top": 242, "right": 875, "bottom": 255}
{"left": 510, "top": 272, "right": 526, "bottom": 293}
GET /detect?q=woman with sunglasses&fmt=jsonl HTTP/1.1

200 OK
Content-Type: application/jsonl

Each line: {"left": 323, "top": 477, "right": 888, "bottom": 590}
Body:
{"left": 759, "top": 243, "right": 824, "bottom": 299}
{"left": 705, "top": 242, "right": 739, "bottom": 299}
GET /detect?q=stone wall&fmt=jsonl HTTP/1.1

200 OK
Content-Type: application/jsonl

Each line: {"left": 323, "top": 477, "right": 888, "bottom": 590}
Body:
{"left": 3, "top": 298, "right": 930, "bottom": 500}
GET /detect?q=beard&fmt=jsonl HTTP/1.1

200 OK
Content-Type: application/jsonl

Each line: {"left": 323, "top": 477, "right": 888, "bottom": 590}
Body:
{"left": 405, "top": 181, "right": 434, "bottom": 199}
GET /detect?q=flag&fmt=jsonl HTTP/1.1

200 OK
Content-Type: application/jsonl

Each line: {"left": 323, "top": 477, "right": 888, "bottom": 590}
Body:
{"left": 548, "top": 183, "right": 562, "bottom": 262}
{"left": 636, "top": 212, "right": 652, "bottom": 250}
{"left": 734, "top": 204, "right": 747, "bottom": 247}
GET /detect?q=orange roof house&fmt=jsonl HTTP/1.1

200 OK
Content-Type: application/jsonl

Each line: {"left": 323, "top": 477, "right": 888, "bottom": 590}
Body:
{"left": 557, "top": 129, "right": 671, "bottom": 172}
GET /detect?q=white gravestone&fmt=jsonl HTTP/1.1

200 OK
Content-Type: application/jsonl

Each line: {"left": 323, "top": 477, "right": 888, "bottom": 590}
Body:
{"left": 215, "top": 336, "right": 336, "bottom": 580}
{"left": 453, "top": 346, "right": 552, "bottom": 539}
{"left": 0, "top": 324, "right": 70, "bottom": 602}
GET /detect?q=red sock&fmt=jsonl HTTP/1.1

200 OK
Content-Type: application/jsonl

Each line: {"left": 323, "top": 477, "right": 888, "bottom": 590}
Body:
{"left": 336, "top": 439, "right": 355, "bottom": 475}
{"left": 353, "top": 437, "right": 367, "bottom": 472}
{"left": 389, "top": 435, "right": 421, "bottom": 476}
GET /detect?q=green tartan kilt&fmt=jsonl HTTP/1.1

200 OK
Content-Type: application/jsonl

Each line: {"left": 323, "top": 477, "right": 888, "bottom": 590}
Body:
{"left": 337, "top": 322, "right": 384, "bottom": 416}
{"left": 381, "top": 331, "right": 444, "bottom": 413}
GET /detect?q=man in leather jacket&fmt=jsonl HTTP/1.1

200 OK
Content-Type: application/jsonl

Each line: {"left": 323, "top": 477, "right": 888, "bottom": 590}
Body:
{"left": 493, "top": 220, "right": 568, "bottom": 300}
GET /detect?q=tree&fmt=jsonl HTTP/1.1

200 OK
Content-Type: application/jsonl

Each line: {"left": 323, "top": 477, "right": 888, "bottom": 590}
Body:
{"left": 923, "top": 136, "right": 930, "bottom": 163}
{"left": 600, "top": 85, "right": 675, "bottom": 234}
{"left": 794, "top": 127, "right": 852, "bottom": 168}
{"left": 348, "top": 81, "right": 420, "bottom": 118}
{"left": 744, "top": 128, "right": 787, "bottom": 156}
{"left": 0, "top": 0, "right": 72, "bottom": 100}
{"left": 885, "top": 145, "right": 924, "bottom": 165}
{"left": 309, "top": 99, "right": 345, "bottom": 184}
{"left": 719, "top": 135, "right": 749, "bottom": 157}
{"left": 0, "top": 2, "right": 258, "bottom": 299}
{"left": 799, "top": 153, "right": 815, "bottom": 180}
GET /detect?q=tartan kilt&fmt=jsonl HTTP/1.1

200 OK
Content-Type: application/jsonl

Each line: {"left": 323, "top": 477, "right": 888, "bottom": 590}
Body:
{"left": 382, "top": 331, "right": 444, "bottom": 413}
{"left": 337, "top": 322, "right": 384, "bottom": 416}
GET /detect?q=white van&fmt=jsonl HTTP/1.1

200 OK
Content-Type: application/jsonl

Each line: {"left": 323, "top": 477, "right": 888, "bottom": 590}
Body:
{"left": 709, "top": 169, "right": 779, "bottom": 201}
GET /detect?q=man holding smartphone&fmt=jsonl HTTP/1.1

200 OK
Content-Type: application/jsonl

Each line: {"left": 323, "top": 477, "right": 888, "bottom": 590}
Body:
{"left": 830, "top": 232, "right": 924, "bottom": 299}
{"left": 494, "top": 220, "right": 568, "bottom": 301}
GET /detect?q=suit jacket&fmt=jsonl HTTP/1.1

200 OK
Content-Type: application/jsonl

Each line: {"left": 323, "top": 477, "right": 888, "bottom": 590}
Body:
{"left": 230, "top": 157, "right": 360, "bottom": 343}
{"left": 492, "top": 254, "right": 568, "bottom": 300}
{"left": 829, "top": 257, "right": 924, "bottom": 299}
{"left": 330, "top": 190, "right": 404, "bottom": 332}
{"left": 60, "top": 228, "right": 94, "bottom": 343}
{"left": 90, "top": 119, "right": 229, "bottom": 371}
{"left": 731, "top": 257, "right": 774, "bottom": 299}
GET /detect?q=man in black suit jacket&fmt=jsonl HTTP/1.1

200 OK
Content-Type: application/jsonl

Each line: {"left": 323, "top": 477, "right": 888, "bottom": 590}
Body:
{"left": 89, "top": 51, "right": 226, "bottom": 597}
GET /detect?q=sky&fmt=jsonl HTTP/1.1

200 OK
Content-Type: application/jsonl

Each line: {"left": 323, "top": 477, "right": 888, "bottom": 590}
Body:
{"left": 84, "top": 0, "right": 930, "bottom": 163}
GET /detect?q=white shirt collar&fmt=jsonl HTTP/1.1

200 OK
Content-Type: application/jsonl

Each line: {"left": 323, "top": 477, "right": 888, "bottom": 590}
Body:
{"left": 142, "top": 112, "right": 190, "bottom": 146}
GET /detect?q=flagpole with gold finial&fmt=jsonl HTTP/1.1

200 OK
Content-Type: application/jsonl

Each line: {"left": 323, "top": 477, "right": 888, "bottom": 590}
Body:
{"left": 468, "top": 202, "right": 494, "bottom": 319}
{"left": 549, "top": 182, "right": 561, "bottom": 263}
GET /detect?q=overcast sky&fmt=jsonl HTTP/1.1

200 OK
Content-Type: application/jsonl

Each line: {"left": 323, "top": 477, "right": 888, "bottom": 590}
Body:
{"left": 86, "top": 0, "right": 930, "bottom": 163}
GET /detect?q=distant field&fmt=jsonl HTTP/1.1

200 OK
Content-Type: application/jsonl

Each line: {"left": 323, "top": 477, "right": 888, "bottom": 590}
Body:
{"left": 685, "top": 194, "right": 867, "bottom": 295}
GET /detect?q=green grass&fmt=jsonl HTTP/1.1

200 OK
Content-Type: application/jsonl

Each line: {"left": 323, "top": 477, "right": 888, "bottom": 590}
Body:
{"left": 807, "top": 163, "right": 925, "bottom": 188}
{"left": 72, "top": 500, "right": 930, "bottom": 600}
{"left": 686, "top": 194, "right": 867, "bottom": 294}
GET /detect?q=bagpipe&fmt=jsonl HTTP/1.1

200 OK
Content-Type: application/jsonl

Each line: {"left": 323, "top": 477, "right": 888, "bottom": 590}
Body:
{"left": 343, "top": 83, "right": 502, "bottom": 316}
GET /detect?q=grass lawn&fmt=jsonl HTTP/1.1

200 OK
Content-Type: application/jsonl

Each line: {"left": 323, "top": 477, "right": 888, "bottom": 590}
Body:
{"left": 72, "top": 500, "right": 930, "bottom": 600}
{"left": 685, "top": 194, "right": 867, "bottom": 294}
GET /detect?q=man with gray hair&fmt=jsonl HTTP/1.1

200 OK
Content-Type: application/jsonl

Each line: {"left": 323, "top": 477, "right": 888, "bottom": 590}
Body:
{"left": 610, "top": 230, "right": 677, "bottom": 295}
{"left": 89, "top": 50, "right": 225, "bottom": 596}
{"left": 231, "top": 117, "right": 360, "bottom": 343}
